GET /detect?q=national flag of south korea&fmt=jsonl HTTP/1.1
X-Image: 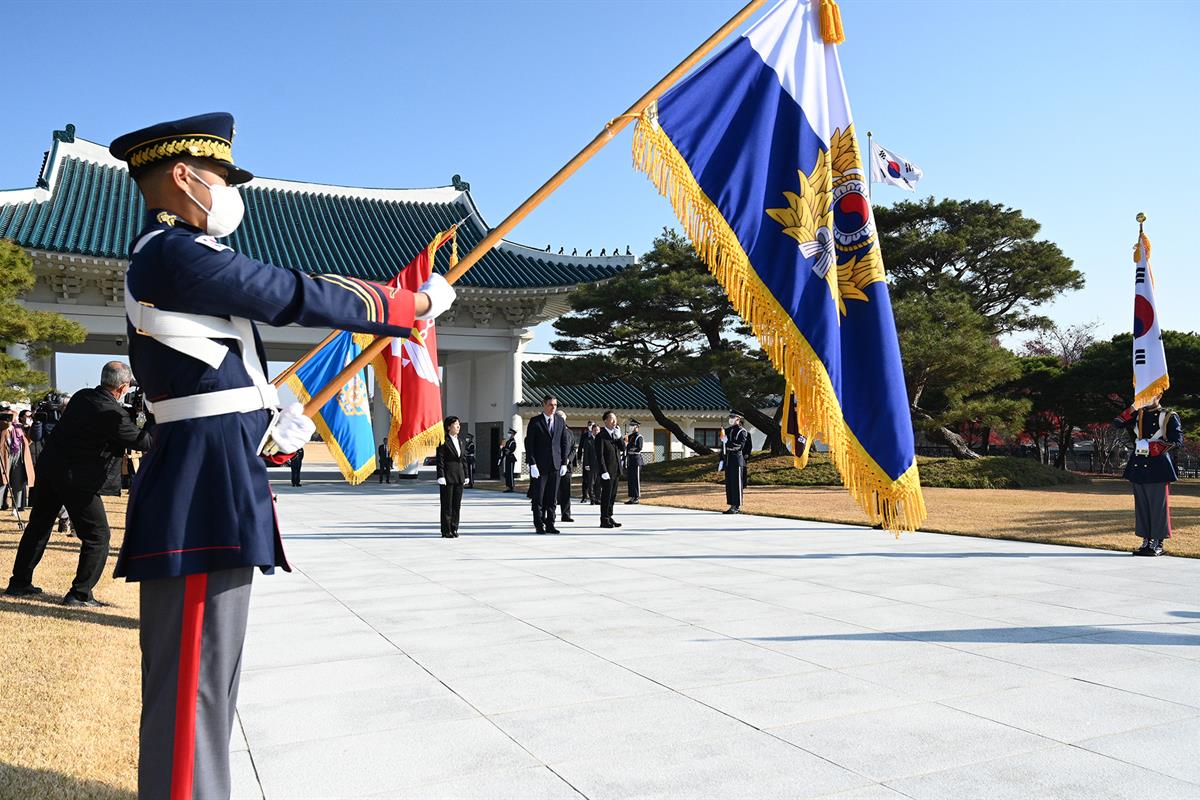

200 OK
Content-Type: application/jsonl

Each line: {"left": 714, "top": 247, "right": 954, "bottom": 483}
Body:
{"left": 870, "top": 141, "right": 923, "bottom": 191}
{"left": 1131, "top": 231, "right": 1169, "bottom": 406}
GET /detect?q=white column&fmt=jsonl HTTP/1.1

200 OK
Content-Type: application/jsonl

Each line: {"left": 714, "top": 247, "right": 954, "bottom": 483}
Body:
{"left": 505, "top": 331, "right": 533, "bottom": 476}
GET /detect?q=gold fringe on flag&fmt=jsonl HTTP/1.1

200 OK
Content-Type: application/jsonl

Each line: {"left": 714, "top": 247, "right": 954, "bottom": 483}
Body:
{"left": 389, "top": 420, "right": 444, "bottom": 475}
{"left": 633, "top": 109, "right": 926, "bottom": 533}
{"left": 819, "top": 0, "right": 845, "bottom": 45}
{"left": 285, "top": 372, "right": 377, "bottom": 485}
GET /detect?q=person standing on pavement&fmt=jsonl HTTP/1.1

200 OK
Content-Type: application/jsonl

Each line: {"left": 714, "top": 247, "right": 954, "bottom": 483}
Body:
{"left": 555, "top": 409, "right": 576, "bottom": 524}
{"left": 524, "top": 395, "right": 571, "bottom": 534}
{"left": 500, "top": 428, "right": 518, "bottom": 492}
{"left": 579, "top": 421, "right": 596, "bottom": 504}
{"left": 624, "top": 419, "right": 644, "bottom": 505}
{"left": 1114, "top": 393, "right": 1183, "bottom": 556}
{"left": 287, "top": 445, "right": 304, "bottom": 487}
{"left": 5, "top": 362, "right": 152, "bottom": 605}
{"left": 596, "top": 411, "right": 623, "bottom": 528}
{"left": 722, "top": 411, "right": 750, "bottom": 514}
{"left": 463, "top": 430, "right": 477, "bottom": 488}
{"left": 435, "top": 416, "right": 466, "bottom": 538}
{"left": 377, "top": 438, "right": 393, "bottom": 484}
{"left": 103, "top": 112, "right": 456, "bottom": 800}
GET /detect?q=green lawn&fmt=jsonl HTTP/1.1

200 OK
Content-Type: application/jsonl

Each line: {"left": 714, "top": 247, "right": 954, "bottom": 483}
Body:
{"left": 642, "top": 452, "right": 1092, "bottom": 490}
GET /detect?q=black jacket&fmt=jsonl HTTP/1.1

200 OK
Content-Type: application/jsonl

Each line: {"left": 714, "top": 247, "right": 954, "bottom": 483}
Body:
{"left": 596, "top": 428, "right": 622, "bottom": 477}
{"left": 1116, "top": 406, "right": 1183, "bottom": 484}
{"left": 435, "top": 437, "right": 467, "bottom": 485}
{"left": 722, "top": 426, "right": 750, "bottom": 467}
{"left": 36, "top": 386, "right": 153, "bottom": 496}
{"left": 524, "top": 413, "right": 571, "bottom": 472}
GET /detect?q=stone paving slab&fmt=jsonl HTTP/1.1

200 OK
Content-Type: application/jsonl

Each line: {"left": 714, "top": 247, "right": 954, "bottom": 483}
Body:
{"left": 233, "top": 480, "right": 1200, "bottom": 799}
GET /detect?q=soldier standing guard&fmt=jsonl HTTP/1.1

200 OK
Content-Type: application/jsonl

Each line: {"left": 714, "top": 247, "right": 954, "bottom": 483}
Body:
{"left": 722, "top": 411, "right": 750, "bottom": 514}
{"left": 624, "top": 419, "right": 644, "bottom": 505}
{"left": 108, "top": 113, "right": 456, "bottom": 800}
{"left": 463, "top": 430, "right": 477, "bottom": 488}
{"left": 1114, "top": 393, "right": 1183, "bottom": 556}
{"left": 500, "top": 428, "right": 518, "bottom": 492}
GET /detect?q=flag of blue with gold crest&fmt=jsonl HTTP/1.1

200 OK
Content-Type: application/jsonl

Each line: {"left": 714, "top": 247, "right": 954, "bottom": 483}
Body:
{"left": 286, "top": 331, "right": 377, "bottom": 484}
{"left": 634, "top": 0, "right": 925, "bottom": 531}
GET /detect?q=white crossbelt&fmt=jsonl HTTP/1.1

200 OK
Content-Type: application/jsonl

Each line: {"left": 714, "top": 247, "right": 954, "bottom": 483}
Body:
{"left": 125, "top": 230, "right": 279, "bottom": 424}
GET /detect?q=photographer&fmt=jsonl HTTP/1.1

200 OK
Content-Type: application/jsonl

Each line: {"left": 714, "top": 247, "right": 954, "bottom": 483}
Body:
{"left": 1, "top": 407, "right": 35, "bottom": 514}
{"left": 5, "top": 362, "right": 153, "bottom": 606}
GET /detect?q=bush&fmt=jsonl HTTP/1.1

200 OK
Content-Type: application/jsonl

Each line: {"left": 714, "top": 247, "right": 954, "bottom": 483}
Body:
{"left": 642, "top": 452, "right": 1091, "bottom": 489}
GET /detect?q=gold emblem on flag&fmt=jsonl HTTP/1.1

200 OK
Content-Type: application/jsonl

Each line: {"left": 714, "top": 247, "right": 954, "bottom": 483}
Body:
{"left": 766, "top": 126, "right": 885, "bottom": 316}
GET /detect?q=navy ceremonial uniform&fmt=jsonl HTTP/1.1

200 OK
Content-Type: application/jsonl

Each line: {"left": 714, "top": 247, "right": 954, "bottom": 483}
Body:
{"left": 723, "top": 424, "right": 750, "bottom": 511}
{"left": 109, "top": 113, "right": 418, "bottom": 800}
{"left": 624, "top": 425, "right": 644, "bottom": 503}
{"left": 500, "top": 434, "right": 518, "bottom": 491}
{"left": 1115, "top": 404, "right": 1184, "bottom": 550}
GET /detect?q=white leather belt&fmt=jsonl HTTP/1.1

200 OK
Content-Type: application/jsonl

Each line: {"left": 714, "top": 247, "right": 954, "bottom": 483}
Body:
{"left": 147, "top": 384, "right": 281, "bottom": 424}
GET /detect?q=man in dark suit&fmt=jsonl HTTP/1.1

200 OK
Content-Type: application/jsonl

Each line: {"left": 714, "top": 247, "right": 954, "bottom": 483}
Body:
{"left": 288, "top": 445, "right": 304, "bottom": 486}
{"left": 500, "top": 428, "right": 518, "bottom": 491}
{"left": 5, "top": 362, "right": 153, "bottom": 605}
{"left": 624, "top": 419, "right": 644, "bottom": 505}
{"left": 377, "top": 439, "right": 393, "bottom": 484}
{"left": 596, "top": 411, "right": 623, "bottom": 528}
{"left": 579, "top": 421, "right": 596, "bottom": 504}
{"left": 524, "top": 395, "right": 571, "bottom": 533}
{"left": 722, "top": 411, "right": 751, "bottom": 514}
{"left": 435, "top": 416, "right": 467, "bottom": 538}
{"left": 555, "top": 410, "right": 577, "bottom": 523}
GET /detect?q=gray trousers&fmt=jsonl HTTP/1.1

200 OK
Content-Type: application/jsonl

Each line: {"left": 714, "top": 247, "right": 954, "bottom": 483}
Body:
{"left": 1132, "top": 482, "right": 1172, "bottom": 540}
{"left": 139, "top": 567, "right": 253, "bottom": 800}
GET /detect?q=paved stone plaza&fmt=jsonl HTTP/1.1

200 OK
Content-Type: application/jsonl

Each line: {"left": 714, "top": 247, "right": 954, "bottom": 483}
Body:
{"left": 230, "top": 479, "right": 1200, "bottom": 799}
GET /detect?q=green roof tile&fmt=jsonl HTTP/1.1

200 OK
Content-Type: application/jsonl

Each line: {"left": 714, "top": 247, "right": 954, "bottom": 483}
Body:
{"left": 520, "top": 362, "right": 729, "bottom": 412}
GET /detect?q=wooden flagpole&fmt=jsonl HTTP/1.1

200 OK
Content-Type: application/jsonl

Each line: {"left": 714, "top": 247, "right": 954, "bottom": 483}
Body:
{"left": 298, "top": 0, "right": 768, "bottom": 417}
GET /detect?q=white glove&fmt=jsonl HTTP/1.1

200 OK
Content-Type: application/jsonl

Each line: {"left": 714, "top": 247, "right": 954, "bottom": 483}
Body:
{"left": 601, "top": 472, "right": 611, "bottom": 481}
{"left": 437, "top": 477, "right": 447, "bottom": 485}
{"left": 529, "top": 464, "right": 540, "bottom": 479}
{"left": 416, "top": 273, "right": 456, "bottom": 320}
{"left": 559, "top": 465, "right": 568, "bottom": 476}
{"left": 263, "top": 403, "right": 315, "bottom": 456}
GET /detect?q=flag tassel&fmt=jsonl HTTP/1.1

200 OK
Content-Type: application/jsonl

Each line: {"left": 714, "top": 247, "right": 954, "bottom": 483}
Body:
{"left": 820, "top": 0, "right": 845, "bottom": 45}
{"left": 634, "top": 110, "right": 925, "bottom": 533}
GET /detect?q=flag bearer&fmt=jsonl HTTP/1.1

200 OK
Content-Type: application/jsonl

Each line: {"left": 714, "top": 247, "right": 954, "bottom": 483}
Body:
{"left": 1114, "top": 394, "right": 1183, "bottom": 556}
{"left": 108, "top": 113, "right": 456, "bottom": 800}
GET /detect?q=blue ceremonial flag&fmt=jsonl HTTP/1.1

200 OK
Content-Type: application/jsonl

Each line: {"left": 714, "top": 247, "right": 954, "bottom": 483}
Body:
{"left": 633, "top": 0, "right": 925, "bottom": 531}
{"left": 286, "top": 330, "right": 377, "bottom": 484}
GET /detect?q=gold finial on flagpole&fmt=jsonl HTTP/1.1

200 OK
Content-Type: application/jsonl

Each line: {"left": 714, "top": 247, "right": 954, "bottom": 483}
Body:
{"left": 1136, "top": 212, "right": 1147, "bottom": 234}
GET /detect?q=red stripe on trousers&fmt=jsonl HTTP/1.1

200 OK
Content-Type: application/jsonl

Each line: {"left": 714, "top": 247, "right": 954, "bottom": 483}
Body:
{"left": 171, "top": 573, "right": 208, "bottom": 800}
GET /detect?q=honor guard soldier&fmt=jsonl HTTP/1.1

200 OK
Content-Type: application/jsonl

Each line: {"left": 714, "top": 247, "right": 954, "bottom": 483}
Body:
{"left": 1115, "top": 393, "right": 1183, "bottom": 556}
{"left": 624, "top": 419, "right": 644, "bottom": 504}
{"left": 377, "top": 439, "right": 394, "bottom": 484}
{"left": 554, "top": 410, "right": 577, "bottom": 523}
{"left": 722, "top": 411, "right": 750, "bottom": 514}
{"left": 500, "top": 428, "right": 518, "bottom": 491}
{"left": 579, "top": 421, "right": 596, "bottom": 503}
{"left": 463, "top": 430, "right": 477, "bottom": 488}
{"left": 108, "top": 113, "right": 456, "bottom": 800}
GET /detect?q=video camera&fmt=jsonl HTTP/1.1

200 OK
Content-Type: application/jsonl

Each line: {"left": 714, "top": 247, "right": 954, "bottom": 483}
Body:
{"left": 33, "top": 391, "right": 67, "bottom": 425}
{"left": 122, "top": 383, "right": 149, "bottom": 428}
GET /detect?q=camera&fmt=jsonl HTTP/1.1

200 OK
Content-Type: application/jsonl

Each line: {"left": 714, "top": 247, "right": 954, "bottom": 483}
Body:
{"left": 33, "top": 391, "right": 67, "bottom": 425}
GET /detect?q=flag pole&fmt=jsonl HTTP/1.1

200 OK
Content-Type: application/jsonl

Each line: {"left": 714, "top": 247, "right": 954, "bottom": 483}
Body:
{"left": 297, "top": 0, "right": 770, "bottom": 417}
{"left": 867, "top": 130, "right": 873, "bottom": 204}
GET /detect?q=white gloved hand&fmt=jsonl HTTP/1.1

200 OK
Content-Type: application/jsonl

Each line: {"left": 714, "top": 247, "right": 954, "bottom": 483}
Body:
{"left": 559, "top": 465, "right": 568, "bottom": 476}
{"left": 437, "top": 477, "right": 447, "bottom": 486}
{"left": 529, "top": 464, "right": 540, "bottom": 479}
{"left": 263, "top": 403, "right": 315, "bottom": 456}
{"left": 601, "top": 472, "right": 611, "bottom": 481}
{"left": 416, "top": 273, "right": 456, "bottom": 320}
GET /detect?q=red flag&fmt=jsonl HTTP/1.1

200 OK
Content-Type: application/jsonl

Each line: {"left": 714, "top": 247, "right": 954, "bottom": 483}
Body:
{"left": 368, "top": 227, "right": 458, "bottom": 467}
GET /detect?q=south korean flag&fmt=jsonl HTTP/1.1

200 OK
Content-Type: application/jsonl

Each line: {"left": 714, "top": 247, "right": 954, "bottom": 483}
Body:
{"left": 870, "top": 141, "right": 923, "bottom": 191}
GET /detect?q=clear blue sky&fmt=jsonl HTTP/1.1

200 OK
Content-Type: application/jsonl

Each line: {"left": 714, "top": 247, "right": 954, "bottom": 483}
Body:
{"left": 2, "top": 0, "right": 1197, "bottom": 391}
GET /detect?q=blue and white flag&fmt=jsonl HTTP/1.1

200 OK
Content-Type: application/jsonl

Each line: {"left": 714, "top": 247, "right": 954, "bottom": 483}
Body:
{"left": 634, "top": 0, "right": 924, "bottom": 531}
{"left": 870, "top": 141, "right": 923, "bottom": 191}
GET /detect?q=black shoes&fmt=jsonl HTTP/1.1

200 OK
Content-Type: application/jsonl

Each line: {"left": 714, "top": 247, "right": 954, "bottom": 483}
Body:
{"left": 545, "top": 526, "right": 561, "bottom": 534}
{"left": 560, "top": 516, "right": 575, "bottom": 523}
{"left": 62, "top": 594, "right": 107, "bottom": 608}
{"left": 599, "top": 519, "right": 623, "bottom": 528}
{"left": 4, "top": 583, "right": 43, "bottom": 597}
{"left": 722, "top": 507, "right": 740, "bottom": 514}
{"left": 1133, "top": 539, "right": 1164, "bottom": 557}
{"left": 625, "top": 498, "right": 639, "bottom": 505}
{"left": 503, "top": 488, "right": 514, "bottom": 493}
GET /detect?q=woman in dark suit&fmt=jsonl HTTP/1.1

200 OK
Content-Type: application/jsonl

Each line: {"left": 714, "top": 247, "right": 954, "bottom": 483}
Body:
{"left": 435, "top": 416, "right": 466, "bottom": 538}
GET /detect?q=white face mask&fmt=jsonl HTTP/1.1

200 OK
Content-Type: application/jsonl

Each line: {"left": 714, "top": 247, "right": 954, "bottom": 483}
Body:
{"left": 185, "top": 167, "right": 245, "bottom": 238}
{"left": 728, "top": 418, "right": 738, "bottom": 427}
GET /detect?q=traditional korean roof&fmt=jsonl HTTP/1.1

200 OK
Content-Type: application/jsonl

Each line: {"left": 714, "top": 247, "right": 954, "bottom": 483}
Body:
{"left": 520, "top": 361, "right": 730, "bottom": 413}
{"left": 0, "top": 125, "right": 634, "bottom": 289}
